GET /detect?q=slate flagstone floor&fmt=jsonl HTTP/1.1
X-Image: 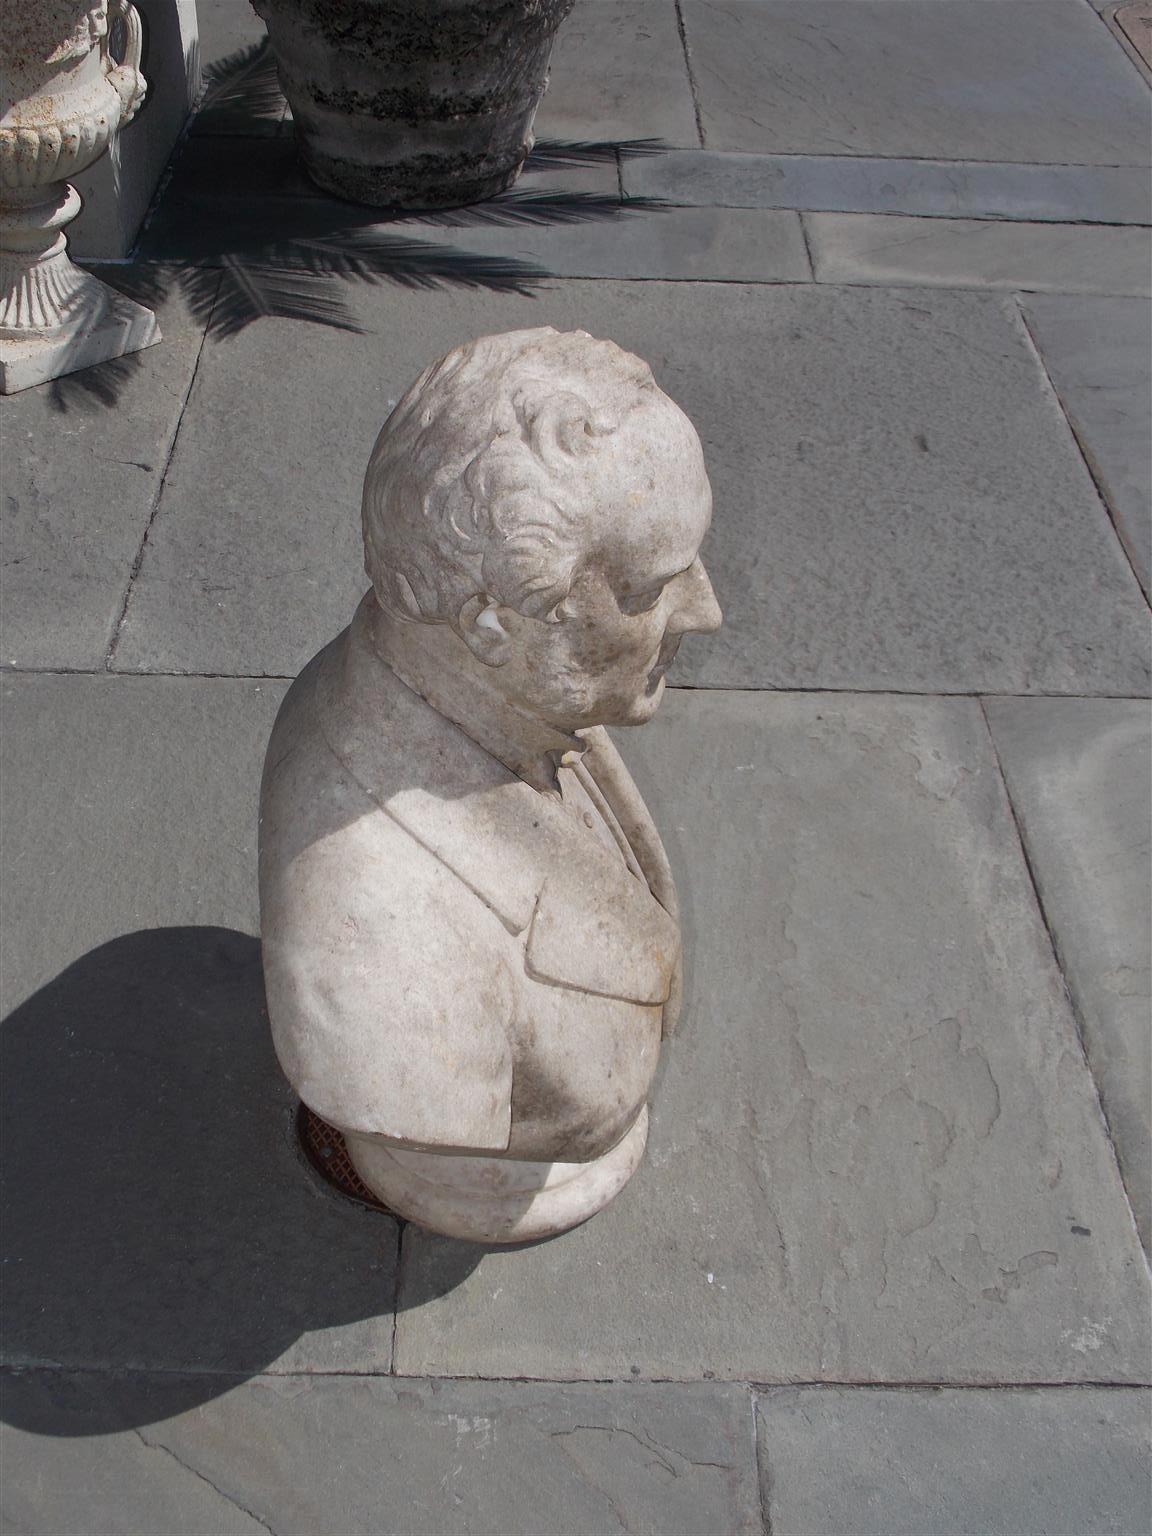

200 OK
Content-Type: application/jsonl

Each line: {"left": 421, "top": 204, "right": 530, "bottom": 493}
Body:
{"left": 1, "top": 2, "right": 1150, "bottom": 1532}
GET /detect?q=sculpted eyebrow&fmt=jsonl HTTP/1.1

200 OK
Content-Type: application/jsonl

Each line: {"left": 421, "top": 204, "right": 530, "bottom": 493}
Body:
{"left": 644, "top": 559, "right": 695, "bottom": 590}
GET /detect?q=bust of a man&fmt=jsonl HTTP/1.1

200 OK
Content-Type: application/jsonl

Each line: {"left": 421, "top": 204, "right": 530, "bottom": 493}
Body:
{"left": 259, "top": 327, "right": 721, "bottom": 1242}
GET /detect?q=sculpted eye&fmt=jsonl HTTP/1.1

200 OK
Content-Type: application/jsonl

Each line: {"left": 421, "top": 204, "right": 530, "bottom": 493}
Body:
{"left": 618, "top": 583, "right": 667, "bottom": 616}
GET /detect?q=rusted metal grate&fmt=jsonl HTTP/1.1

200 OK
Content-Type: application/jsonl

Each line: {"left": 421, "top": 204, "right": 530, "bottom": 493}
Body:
{"left": 297, "top": 1102, "right": 394, "bottom": 1215}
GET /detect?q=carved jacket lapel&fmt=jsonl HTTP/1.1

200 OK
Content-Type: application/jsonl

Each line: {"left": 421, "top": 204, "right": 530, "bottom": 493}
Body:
{"left": 314, "top": 618, "right": 680, "bottom": 1009}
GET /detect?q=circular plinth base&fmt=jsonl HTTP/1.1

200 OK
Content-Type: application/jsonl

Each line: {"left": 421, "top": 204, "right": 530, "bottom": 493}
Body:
{"left": 344, "top": 1110, "right": 649, "bottom": 1245}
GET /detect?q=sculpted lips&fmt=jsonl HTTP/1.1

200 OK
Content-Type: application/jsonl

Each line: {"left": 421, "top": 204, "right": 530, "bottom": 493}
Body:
{"left": 646, "top": 634, "right": 682, "bottom": 692}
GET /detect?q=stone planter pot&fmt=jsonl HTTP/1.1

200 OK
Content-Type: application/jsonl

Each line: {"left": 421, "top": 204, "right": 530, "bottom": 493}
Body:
{"left": 251, "top": 0, "right": 575, "bottom": 207}
{"left": 0, "top": 0, "right": 159, "bottom": 392}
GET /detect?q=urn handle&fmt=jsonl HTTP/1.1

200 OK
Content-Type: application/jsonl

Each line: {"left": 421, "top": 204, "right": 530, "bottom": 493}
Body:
{"left": 103, "top": 0, "right": 149, "bottom": 126}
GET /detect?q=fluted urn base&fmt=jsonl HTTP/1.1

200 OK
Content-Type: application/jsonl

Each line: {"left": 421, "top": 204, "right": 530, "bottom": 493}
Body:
{"left": 0, "top": 185, "right": 160, "bottom": 394}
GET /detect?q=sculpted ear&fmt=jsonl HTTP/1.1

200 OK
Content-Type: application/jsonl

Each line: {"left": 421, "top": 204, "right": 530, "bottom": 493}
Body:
{"left": 457, "top": 594, "right": 516, "bottom": 666}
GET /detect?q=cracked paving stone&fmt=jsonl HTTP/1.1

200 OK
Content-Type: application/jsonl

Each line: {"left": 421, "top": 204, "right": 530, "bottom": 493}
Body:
{"left": 0, "top": 1370, "right": 761, "bottom": 1536}
{"left": 395, "top": 691, "right": 1152, "bottom": 1384}
{"left": 0, "top": 274, "right": 211, "bottom": 671}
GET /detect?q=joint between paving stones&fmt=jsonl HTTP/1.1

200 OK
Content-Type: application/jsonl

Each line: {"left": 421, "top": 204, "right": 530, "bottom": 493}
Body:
{"left": 388, "top": 1221, "right": 405, "bottom": 1374}
{"left": 673, "top": 0, "right": 707, "bottom": 150}
{"left": 1014, "top": 296, "right": 1152, "bottom": 610}
{"left": 1087, "top": 0, "right": 1152, "bottom": 87}
{"left": 104, "top": 273, "right": 224, "bottom": 672}
{"left": 976, "top": 694, "right": 1152, "bottom": 1271}
{"left": 750, "top": 1391, "right": 774, "bottom": 1535}
{"left": 797, "top": 211, "right": 817, "bottom": 282}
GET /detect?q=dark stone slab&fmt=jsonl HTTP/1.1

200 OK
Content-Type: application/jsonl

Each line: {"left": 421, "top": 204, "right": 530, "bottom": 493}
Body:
{"left": 1, "top": 1370, "right": 762, "bottom": 1536}
{"left": 1021, "top": 295, "right": 1152, "bottom": 597}
{"left": 682, "top": 1, "right": 1152, "bottom": 164}
{"left": 806, "top": 213, "right": 1151, "bottom": 298}
{"left": 757, "top": 1385, "right": 1152, "bottom": 1535}
{"left": 111, "top": 280, "right": 1151, "bottom": 695}
{"left": 986, "top": 697, "right": 1152, "bottom": 1255}
{"left": 394, "top": 692, "right": 1152, "bottom": 1384}
{"left": 0, "top": 675, "right": 401, "bottom": 1376}
{"left": 623, "top": 151, "right": 1152, "bottom": 225}
{"left": 535, "top": 0, "right": 699, "bottom": 144}
{"left": 0, "top": 274, "right": 209, "bottom": 670}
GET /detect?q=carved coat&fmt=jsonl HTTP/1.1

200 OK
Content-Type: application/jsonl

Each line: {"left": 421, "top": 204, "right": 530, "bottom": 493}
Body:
{"left": 259, "top": 598, "right": 682, "bottom": 1164}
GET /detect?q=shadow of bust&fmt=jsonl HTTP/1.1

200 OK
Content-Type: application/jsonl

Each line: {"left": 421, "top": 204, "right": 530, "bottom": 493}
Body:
{"left": 0, "top": 926, "right": 484, "bottom": 1434}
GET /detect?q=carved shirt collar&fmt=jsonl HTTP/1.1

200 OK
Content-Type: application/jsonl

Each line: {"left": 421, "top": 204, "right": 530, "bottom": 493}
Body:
{"left": 361, "top": 591, "right": 587, "bottom": 795}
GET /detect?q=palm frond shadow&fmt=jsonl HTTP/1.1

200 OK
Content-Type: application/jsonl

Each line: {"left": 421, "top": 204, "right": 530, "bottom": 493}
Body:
{"left": 205, "top": 237, "right": 556, "bottom": 340}
{"left": 197, "top": 38, "right": 286, "bottom": 127}
{"left": 48, "top": 43, "right": 679, "bottom": 407}
{"left": 48, "top": 353, "right": 148, "bottom": 413}
{"left": 526, "top": 137, "right": 669, "bottom": 170}
{"left": 193, "top": 181, "right": 670, "bottom": 340}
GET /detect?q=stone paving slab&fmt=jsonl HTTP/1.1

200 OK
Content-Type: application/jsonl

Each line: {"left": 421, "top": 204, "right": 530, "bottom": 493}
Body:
{"left": 1021, "top": 295, "right": 1152, "bottom": 597}
{"left": 134, "top": 129, "right": 804, "bottom": 286}
{"left": 0, "top": 1371, "right": 760, "bottom": 1536}
{"left": 807, "top": 213, "right": 1152, "bottom": 297}
{"left": 0, "top": 276, "right": 209, "bottom": 671}
{"left": 1109, "top": 2, "right": 1152, "bottom": 77}
{"left": 756, "top": 1386, "right": 1152, "bottom": 1535}
{"left": 682, "top": 1, "right": 1152, "bottom": 164}
{"left": 985, "top": 698, "right": 1152, "bottom": 1257}
{"left": 111, "top": 279, "right": 1152, "bottom": 696}
{"left": 396, "top": 204, "right": 809, "bottom": 283}
{"left": 138, "top": 134, "right": 621, "bottom": 260}
{"left": 623, "top": 150, "right": 1152, "bottom": 225}
{"left": 395, "top": 690, "right": 1152, "bottom": 1384}
{"left": 141, "top": 173, "right": 808, "bottom": 284}
{"left": 533, "top": 0, "right": 700, "bottom": 146}
{"left": 195, "top": 0, "right": 267, "bottom": 71}
{"left": 0, "top": 674, "right": 401, "bottom": 1377}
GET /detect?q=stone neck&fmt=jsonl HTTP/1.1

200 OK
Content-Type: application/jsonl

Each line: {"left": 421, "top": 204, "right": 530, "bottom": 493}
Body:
{"left": 362, "top": 592, "right": 586, "bottom": 796}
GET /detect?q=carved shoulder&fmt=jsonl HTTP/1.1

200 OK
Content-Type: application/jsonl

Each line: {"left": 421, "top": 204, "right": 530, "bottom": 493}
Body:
{"left": 259, "top": 662, "right": 517, "bottom": 1151}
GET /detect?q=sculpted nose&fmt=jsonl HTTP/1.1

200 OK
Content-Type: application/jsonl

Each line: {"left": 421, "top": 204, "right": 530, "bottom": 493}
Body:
{"left": 670, "top": 559, "right": 722, "bottom": 636}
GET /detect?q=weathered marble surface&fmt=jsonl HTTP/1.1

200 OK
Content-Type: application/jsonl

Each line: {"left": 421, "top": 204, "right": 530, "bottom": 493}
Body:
{"left": 260, "top": 328, "right": 721, "bottom": 1241}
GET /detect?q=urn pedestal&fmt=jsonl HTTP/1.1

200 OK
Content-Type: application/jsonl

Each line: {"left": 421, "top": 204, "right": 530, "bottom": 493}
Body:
{"left": 0, "top": 0, "right": 160, "bottom": 394}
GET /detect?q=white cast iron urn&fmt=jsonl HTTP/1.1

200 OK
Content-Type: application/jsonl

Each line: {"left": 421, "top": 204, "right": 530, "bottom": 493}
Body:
{"left": 0, "top": 0, "right": 160, "bottom": 393}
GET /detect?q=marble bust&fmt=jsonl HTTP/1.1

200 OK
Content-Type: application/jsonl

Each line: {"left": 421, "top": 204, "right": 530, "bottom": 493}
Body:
{"left": 259, "top": 327, "right": 721, "bottom": 1243}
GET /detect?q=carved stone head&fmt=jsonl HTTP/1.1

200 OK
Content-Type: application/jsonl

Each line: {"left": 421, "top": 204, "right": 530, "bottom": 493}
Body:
{"left": 361, "top": 327, "right": 722, "bottom": 729}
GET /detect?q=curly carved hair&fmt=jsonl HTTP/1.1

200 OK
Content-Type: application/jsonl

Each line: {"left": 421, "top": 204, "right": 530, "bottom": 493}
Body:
{"left": 362, "top": 327, "right": 677, "bottom": 624}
